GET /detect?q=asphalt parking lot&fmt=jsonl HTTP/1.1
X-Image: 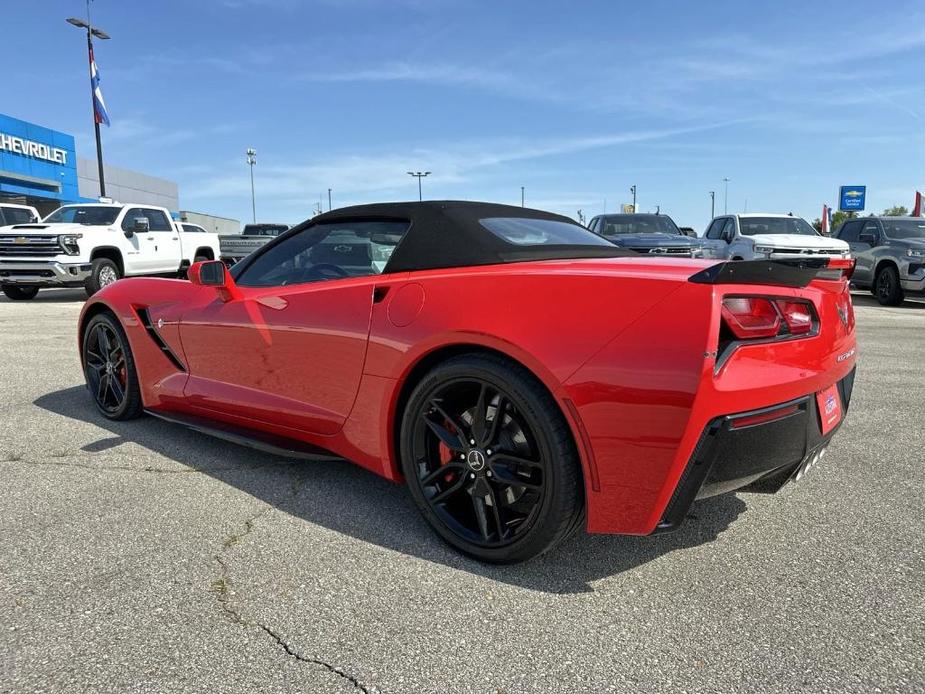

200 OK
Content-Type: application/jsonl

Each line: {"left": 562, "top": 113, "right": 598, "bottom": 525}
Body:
{"left": 1, "top": 289, "right": 923, "bottom": 694}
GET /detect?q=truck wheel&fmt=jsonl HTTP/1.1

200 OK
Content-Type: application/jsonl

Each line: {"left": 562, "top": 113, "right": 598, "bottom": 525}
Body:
{"left": 2, "top": 286, "right": 39, "bottom": 301}
{"left": 85, "top": 258, "right": 121, "bottom": 297}
{"left": 874, "top": 265, "right": 904, "bottom": 306}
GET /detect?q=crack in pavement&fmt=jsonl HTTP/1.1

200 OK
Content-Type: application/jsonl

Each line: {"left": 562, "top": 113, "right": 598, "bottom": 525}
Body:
{"left": 210, "top": 488, "right": 379, "bottom": 694}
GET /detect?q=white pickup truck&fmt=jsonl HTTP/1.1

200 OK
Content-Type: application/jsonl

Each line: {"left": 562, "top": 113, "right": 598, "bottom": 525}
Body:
{"left": 0, "top": 203, "right": 40, "bottom": 226}
{"left": 700, "top": 213, "right": 850, "bottom": 261}
{"left": 0, "top": 202, "right": 220, "bottom": 300}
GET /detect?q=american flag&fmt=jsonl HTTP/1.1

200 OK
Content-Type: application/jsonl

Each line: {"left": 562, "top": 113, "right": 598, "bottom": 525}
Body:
{"left": 90, "top": 45, "right": 110, "bottom": 127}
{"left": 913, "top": 191, "right": 923, "bottom": 217}
{"left": 821, "top": 204, "right": 831, "bottom": 234}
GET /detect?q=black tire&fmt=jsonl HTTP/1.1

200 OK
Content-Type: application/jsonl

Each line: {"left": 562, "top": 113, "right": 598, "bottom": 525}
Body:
{"left": 874, "top": 265, "right": 904, "bottom": 306}
{"left": 2, "top": 285, "right": 39, "bottom": 301}
{"left": 84, "top": 258, "right": 121, "bottom": 297}
{"left": 400, "top": 353, "right": 583, "bottom": 563}
{"left": 81, "top": 312, "right": 144, "bottom": 420}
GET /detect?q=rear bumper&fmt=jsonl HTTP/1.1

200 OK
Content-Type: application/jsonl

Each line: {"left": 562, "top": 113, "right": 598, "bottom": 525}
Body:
{"left": 655, "top": 367, "right": 856, "bottom": 532}
{"left": 0, "top": 260, "right": 92, "bottom": 286}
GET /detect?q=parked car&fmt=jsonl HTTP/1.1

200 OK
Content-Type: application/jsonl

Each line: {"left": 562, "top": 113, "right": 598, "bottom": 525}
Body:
{"left": 835, "top": 216, "right": 925, "bottom": 305}
{"left": 0, "top": 202, "right": 40, "bottom": 226}
{"left": 701, "top": 214, "right": 849, "bottom": 260}
{"left": 587, "top": 213, "right": 703, "bottom": 257}
{"left": 219, "top": 223, "right": 290, "bottom": 265}
{"left": 679, "top": 226, "right": 698, "bottom": 238}
{"left": 0, "top": 203, "right": 220, "bottom": 300}
{"left": 78, "top": 201, "right": 857, "bottom": 563}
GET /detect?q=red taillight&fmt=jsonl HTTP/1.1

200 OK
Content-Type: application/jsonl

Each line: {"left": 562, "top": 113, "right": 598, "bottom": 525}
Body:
{"left": 721, "top": 297, "right": 781, "bottom": 339}
{"left": 721, "top": 296, "right": 817, "bottom": 340}
{"left": 827, "top": 258, "right": 856, "bottom": 280}
{"left": 776, "top": 300, "right": 814, "bottom": 335}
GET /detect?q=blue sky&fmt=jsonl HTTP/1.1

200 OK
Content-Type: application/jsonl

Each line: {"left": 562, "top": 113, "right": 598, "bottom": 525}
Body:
{"left": 6, "top": 0, "right": 925, "bottom": 228}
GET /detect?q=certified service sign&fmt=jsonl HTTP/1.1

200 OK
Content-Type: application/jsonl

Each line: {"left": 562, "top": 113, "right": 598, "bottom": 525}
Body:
{"left": 838, "top": 185, "right": 866, "bottom": 212}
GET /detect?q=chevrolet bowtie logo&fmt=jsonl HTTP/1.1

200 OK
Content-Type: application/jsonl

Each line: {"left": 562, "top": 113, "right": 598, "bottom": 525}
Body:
{"left": 844, "top": 190, "right": 863, "bottom": 198}
{"left": 14, "top": 236, "right": 27, "bottom": 244}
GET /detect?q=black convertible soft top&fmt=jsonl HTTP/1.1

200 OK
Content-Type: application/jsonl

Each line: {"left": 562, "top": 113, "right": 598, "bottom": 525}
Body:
{"left": 291, "top": 200, "right": 633, "bottom": 273}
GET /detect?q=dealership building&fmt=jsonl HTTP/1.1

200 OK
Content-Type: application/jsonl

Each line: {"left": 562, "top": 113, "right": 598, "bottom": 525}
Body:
{"left": 1, "top": 112, "right": 181, "bottom": 218}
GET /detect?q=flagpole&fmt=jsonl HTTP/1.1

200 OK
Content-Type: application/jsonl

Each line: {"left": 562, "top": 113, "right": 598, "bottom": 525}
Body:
{"left": 68, "top": 2, "right": 110, "bottom": 199}
{"left": 87, "top": 30, "right": 106, "bottom": 197}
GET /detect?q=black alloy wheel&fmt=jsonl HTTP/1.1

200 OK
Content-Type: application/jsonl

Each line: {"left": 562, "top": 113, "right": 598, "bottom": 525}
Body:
{"left": 401, "top": 354, "right": 583, "bottom": 563}
{"left": 82, "top": 313, "right": 143, "bottom": 420}
{"left": 875, "top": 265, "right": 904, "bottom": 306}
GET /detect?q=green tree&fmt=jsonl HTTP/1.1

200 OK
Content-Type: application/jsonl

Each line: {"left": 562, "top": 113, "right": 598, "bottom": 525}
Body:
{"left": 882, "top": 205, "right": 909, "bottom": 216}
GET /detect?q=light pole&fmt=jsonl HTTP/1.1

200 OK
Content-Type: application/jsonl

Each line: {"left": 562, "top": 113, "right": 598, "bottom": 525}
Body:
{"left": 709, "top": 191, "right": 715, "bottom": 218}
{"left": 630, "top": 185, "right": 637, "bottom": 212}
{"left": 66, "top": 5, "right": 110, "bottom": 198}
{"left": 246, "top": 148, "right": 257, "bottom": 223}
{"left": 722, "top": 177, "right": 730, "bottom": 214}
{"left": 327, "top": 188, "right": 332, "bottom": 211}
{"left": 407, "top": 171, "right": 430, "bottom": 201}
{"left": 521, "top": 186, "right": 525, "bottom": 207}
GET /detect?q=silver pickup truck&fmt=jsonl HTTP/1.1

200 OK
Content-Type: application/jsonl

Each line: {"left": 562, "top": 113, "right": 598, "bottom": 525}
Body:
{"left": 219, "top": 223, "right": 289, "bottom": 265}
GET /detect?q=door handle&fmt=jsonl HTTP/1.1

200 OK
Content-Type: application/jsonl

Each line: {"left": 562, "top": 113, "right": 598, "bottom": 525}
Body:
{"left": 147, "top": 236, "right": 155, "bottom": 240}
{"left": 171, "top": 236, "right": 178, "bottom": 240}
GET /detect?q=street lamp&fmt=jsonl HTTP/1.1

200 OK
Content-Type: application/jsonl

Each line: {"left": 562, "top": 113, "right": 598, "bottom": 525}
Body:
{"left": 630, "top": 185, "right": 637, "bottom": 212}
{"left": 723, "top": 177, "right": 730, "bottom": 214}
{"left": 66, "top": 6, "right": 111, "bottom": 198}
{"left": 246, "top": 148, "right": 257, "bottom": 223}
{"left": 407, "top": 171, "right": 430, "bottom": 201}
{"left": 709, "top": 191, "right": 715, "bottom": 218}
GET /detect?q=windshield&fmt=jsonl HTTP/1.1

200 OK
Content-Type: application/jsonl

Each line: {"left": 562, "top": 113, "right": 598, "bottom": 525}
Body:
{"left": 881, "top": 219, "right": 925, "bottom": 239}
{"left": 44, "top": 206, "right": 121, "bottom": 226}
{"left": 739, "top": 216, "right": 818, "bottom": 236}
{"left": 598, "top": 215, "right": 681, "bottom": 236}
{"left": 242, "top": 224, "right": 289, "bottom": 236}
{"left": 481, "top": 217, "right": 613, "bottom": 246}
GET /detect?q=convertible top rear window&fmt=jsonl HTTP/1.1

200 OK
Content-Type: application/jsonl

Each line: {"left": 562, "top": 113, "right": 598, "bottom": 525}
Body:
{"left": 481, "top": 217, "right": 612, "bottom": 247}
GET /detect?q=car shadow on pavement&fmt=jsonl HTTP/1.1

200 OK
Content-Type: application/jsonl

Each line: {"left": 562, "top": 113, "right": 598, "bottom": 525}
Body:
{"left": 850, "top": 292, "right": 925, "bottom": 309}
{"left": 0, "top": 288, "right": 87, "bottom": 303}
{"left": 35, "top": 386, "right": 747, "bottom": 594}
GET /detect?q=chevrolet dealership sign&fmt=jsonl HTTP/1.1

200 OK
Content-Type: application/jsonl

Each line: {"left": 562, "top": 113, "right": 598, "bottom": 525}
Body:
{"left": 0, "top": 132, "right": 68, "bottom": 164}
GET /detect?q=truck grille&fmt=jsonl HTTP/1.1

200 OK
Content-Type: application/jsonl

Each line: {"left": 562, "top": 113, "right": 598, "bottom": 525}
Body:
{"left": 770, "top": 248, "right": 844, "bottom": 256}
{"left": 635, "top": 246, "right": 695, "bottom": 256}
{"left": 0, "top": 235, "right": 62, "bottom": 257}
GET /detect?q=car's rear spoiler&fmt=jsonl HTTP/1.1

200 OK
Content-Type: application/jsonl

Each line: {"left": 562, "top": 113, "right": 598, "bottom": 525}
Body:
{"left": 688, "top": 258, "right": 854, "bottom": 288}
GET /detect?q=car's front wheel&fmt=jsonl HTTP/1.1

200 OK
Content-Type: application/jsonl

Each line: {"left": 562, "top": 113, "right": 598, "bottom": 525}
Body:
{"left": 400, "top": 354, "right": 584, "bottom": 563}
{"left": 85, "top": 258, "right": 121, "bottom": 297}
{"left": 2, "top": 286, "right": 39, "bottom": 301}
{"left": 82, "top": 312, "right": 143, "bottom": 420}
{"left": 874, "top": 265, "right": 904, "bottom": 306}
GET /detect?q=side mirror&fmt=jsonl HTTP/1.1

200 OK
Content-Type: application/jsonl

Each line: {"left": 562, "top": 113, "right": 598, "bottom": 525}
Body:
{"left": 858, "top": 232, "right": 877, "bottom": 246}
{"left": 188, "top": 260, "right": 241, "bottom": 301}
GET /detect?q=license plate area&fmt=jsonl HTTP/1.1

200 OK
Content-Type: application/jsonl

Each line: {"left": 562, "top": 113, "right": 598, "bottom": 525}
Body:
{"left": 816, "top": 384, "right": 842, "bottom": 435}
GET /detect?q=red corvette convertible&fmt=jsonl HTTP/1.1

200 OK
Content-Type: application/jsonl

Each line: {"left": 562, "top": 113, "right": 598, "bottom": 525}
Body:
{"left": 78, "top": 201, "right": 857, "bottom": 563}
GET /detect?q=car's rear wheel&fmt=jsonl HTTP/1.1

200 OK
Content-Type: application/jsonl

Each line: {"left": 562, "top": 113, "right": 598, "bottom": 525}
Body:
{"left": 2, "top": 286, "right": 39, "bottom": 301}
{"left": 82, "top": 312, "right": 143, "bottom": 420}
{"left": 400, "top": 354, "right": 583, "bottom": 563}
{"left": 874, "top": 265, "right": 904, "bottom": 306}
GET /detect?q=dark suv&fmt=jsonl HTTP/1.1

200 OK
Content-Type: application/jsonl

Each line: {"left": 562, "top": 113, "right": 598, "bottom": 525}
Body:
{"left": 587, "top": 213, "right": 703, "bottom": 257}
{"left": 835, "top": 216, "right": 925, "bottom": 305}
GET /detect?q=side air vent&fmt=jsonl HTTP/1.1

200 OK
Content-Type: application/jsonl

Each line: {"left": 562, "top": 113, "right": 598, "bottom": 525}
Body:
{"left": 135, "top": 307, "right": 186, "bottom": 372}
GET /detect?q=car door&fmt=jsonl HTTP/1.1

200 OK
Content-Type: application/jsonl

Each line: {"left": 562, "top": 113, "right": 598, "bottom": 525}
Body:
{"left": 853, "top": 220, "right": 882, "bottom": 283}
{"left": 702, "top": 218, "right": 730, "bottom": 258}
{"left": 177, "top": 219, "right": 410, "bottom": 435}
{"left": 120, "top": 207, "right": 159, "bottom": 274}
{"left": 143, "top": 208, "right": 182, "bottom": 272}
